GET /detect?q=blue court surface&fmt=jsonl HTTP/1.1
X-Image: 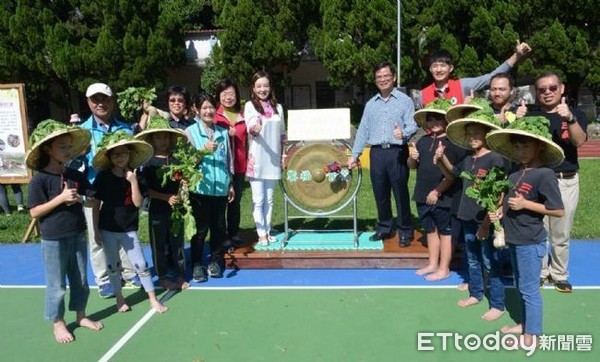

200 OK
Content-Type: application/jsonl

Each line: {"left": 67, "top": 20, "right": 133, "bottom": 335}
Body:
{"left": 1, "top": 240, "right": 599, "bottom": 289}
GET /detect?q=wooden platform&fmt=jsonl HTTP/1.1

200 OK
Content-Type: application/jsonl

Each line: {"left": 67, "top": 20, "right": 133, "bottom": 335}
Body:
{"left": 225, "top": 232, "right": 431, "bottom": 269}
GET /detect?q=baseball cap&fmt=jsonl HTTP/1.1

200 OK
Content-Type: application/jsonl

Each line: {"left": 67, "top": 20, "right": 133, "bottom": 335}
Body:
{"left": 86, "top": 83, "right": 113, "bottom": 97}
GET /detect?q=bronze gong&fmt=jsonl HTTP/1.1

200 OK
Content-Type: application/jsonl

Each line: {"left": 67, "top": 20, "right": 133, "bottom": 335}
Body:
{"left": 283, "top": 142, "right": 351, "bottom": 209}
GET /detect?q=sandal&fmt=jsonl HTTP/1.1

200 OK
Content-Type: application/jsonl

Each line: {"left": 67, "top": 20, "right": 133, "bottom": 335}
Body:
{"left": 554, "top": 280, "right": 572, "bottom": 293}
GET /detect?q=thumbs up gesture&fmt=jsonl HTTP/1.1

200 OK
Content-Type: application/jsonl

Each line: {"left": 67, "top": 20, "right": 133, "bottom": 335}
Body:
{"left": 515, "top": 40, "right": 531, "bottom": 58}
{"left": 61, "top": 182, "right": 80, "bottom": 205}
{"left": 516, "top": 99, "right": 528, "bottom": 118}
{"left": 556, "top": 96, "right": 574, "bottom": 122}
{"left": 433, "top": 141, "right": 445, "bottom": 165}
{"left": 508, "top": 192, "right": 525, "bottom": 210}
{"left": 392, "top": 122, "right": 403, "bottom": 139}
{"left": 464, "top": 89, "right": 475, "bottom": 104}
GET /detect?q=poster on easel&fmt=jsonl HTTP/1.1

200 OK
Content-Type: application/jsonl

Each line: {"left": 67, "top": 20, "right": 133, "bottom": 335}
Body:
{"left": 0, "top": 83, "right": 32, "bottom": 183}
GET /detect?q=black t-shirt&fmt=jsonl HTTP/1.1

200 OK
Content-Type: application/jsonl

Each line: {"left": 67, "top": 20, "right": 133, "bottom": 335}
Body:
{"left": 413, "top": 134, "right": 467, "bottom": 208}
{"left": 94, "top": 170, "right": 145, "bottom": 232}
{"left": 527, "top": 106, "right": 588, "bottom": 173}
{"left": 502, "top": 167, "right": 564, "bottom": 245}
{"left": 27, "top": 168, "right": 91, "bottom": 239}
{"left": 455, "top": 151, "right": 506, "bottom": 222}
{"left": 139, "top": 156, "right": 180, "bottom": 215}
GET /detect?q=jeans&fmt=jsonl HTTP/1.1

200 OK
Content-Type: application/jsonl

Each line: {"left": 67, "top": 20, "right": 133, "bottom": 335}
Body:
{"left": 41, "top": 232, "right": 90, "bottom": 321}
{"left": 463, "top": 220, "right": 505, "bottom": 310}
{"left": 510, "top": 242, "right": 547, "bottom": 335}
{"left": 100, "top": 230, "right": 155, "bottom": 294}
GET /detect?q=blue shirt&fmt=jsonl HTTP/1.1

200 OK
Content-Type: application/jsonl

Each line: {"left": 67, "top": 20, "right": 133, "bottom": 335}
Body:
{"left": 351, "top": 88, "right": 417, "bottom": 158}
{"left": 79, "top": 115, "right": 132, "bottom": 183}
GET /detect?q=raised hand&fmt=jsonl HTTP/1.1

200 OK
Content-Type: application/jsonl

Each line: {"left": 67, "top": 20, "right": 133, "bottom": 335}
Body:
{"left": 204, "top": 139, "right": 217, "bottom": 153}
{"left": 515, "top": 40, "right": 531, "bottom": 58}
{"left": 433, "top": 141, "right": 445, "bottom": 165}
{"left": 392, "top": 122, "right": 403, "bottom": 140}
{"left": 61, "top": 182, "right": 81, "bottom": 205}
{"left": 409, "top": 142, "right": 420, "bottom": 161}
{"left": 464, "top": 89, "right": 475, "bottom": 104}
{"left": 555, "top": 96, "right": 574, "bottom": 122}
{"left": 125, "top": 169, "right": 138, "bottom": 183}
{"left": 516, "top": 99, "right": 528, "bottom": 118}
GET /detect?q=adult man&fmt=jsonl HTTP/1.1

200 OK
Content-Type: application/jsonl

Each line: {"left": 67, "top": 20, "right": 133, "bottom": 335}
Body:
{"left": 347, "top": 61, "right": 418, "bottom": 246}
{"left": 517, "top": 72, "right": 588, "bottom": 293}
{"left": 421, "top": 41, "right": 531, "bottom": 107}
{"left": 488, "top": 73, "right": 517, "bottom": 125}
{"left": 79, "top": 83, "right": 140, "bottom": 298}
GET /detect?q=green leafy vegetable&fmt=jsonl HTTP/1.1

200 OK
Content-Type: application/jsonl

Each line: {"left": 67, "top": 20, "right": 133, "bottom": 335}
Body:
{"left": 117, "top": 87, "right": 157, "bottom": 122}
{"left": 506, "top": 116, "right": 552, "bottom": 139}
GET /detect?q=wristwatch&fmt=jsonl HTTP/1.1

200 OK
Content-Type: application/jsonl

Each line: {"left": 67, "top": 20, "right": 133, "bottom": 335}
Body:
{"left": 566, "top": 116, "right": 577, "bottom": 125}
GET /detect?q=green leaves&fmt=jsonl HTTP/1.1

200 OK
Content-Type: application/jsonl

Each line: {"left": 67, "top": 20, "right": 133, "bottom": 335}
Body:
{"left": 117, "top": 87, "right": 157, "bottom": 123}
{"left": 460, "top": 166, "right": 511, "bottom": 212}
{"left": 507, "top": 116, "right": 552, "bottom": 140}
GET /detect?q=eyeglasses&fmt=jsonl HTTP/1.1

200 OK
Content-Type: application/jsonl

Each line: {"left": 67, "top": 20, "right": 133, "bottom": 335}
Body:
{"left": 220, "top": 91, "right": 236, "bottom": 97}
{"left": 537, "top": 84, "right": 559, "bottom": 94}
{"left": 376, "top": 74, "right": 393, "bottom": 81}
{"left": 169, "top": 97, "right": 185, "bottom": 103}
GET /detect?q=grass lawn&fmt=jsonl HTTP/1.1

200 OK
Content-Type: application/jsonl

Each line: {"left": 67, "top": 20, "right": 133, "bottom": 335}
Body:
{"left": 2, "top": 158, "right": 599, "bottom": 243}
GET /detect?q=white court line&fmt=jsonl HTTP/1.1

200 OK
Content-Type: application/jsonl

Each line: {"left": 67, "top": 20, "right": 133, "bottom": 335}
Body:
{"left": 98, "top": 308, "right": 157, "bottom": 362}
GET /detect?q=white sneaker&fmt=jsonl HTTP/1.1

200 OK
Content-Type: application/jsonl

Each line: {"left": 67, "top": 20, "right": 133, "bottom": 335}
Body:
{"left": 257, "top": 239, "right": 269, "bottom": 247}
{"left": 17, "top": 205, "right": 24, "bottom": 212}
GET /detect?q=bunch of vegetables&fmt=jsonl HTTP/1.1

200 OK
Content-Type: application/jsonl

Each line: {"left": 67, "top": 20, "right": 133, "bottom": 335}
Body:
{"left": 460, "top": 166, "right": 512, "bottom": 248}
{"left": 161, "top": 138, "right": 210, "bottom": 241}
{"left": 117, "top": 87, "right": 168, "bottom": 122}
{"left": 507, "top": 116, "right": 552, "bottom": 138}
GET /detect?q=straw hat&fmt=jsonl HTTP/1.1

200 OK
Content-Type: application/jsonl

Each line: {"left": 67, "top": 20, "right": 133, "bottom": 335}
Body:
{"left": 134, "top": 116, "right": 187, "bottom": 143}
{"left": 92, "top": 130, "right": 153, "bottom": 171}
{"left": 414, "top": 98, "right": 453, "bottom": 127}
{"left": 486, "top": 116, "right": 565, "bottom": 167}
{"left": 445, "top": 110, "right": 503, "bottom": 150}
{"left": 446, "top": 98, "right": 494, "bottom": 123}
{"left": 25, "top": 119, "right": 91, "bottom": 170}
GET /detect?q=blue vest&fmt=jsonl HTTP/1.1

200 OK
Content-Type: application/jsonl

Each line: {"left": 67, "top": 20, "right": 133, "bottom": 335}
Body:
{"left": 188, "top": 122, "right": 231, "bottom": 196}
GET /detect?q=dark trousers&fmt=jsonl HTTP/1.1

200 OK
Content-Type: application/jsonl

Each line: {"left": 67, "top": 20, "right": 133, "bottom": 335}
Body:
{"left": 227, "top": 173, "right": 245, "bottom": 238}
{"left": 190, "top": 193, "right": 228, "bottom": 267}
{"left": 148, "top": 211, "right": 185, "bottom": 279}
{"left": 369, "top": 146, "right": 413, "bottom": 236}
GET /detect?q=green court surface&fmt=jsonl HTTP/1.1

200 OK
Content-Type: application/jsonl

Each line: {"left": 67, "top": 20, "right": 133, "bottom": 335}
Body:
{"left": 1, "top": 287, "right": 598, "bottom": 361}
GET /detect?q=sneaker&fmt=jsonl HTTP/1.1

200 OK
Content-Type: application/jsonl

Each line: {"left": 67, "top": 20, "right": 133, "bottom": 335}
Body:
{"left": 192, "top": 264, "right": 208, "bottom": 283}
{"left": 98, "top": 283, "right": 115, "bottom": 299}
{"left": 554, "top": 280, "right": 572, "bottom": 293}
{"left": 207, "top": 261, "right": 223, "bottom": 278}
{"left": 123, "top": 275, "right": 142, "bottom": 288}
{"left": 267, "top": 235, "right": 278, "bottom": 243}
{"left": 17, "top": 205, "right": 24, "bottom": 212}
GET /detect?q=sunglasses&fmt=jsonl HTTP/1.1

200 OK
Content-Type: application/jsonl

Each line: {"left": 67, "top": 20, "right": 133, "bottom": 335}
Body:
{"left": 536, "top": 84, "right": 559, "bottom": 94}
{"left": 169, "top": 97, "right": 185, "bottom": 103}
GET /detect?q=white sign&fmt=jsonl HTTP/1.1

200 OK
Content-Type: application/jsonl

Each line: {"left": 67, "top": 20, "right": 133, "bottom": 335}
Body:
{"left": 0, "top": 84, "right": 30, "bottom": 181}
{"left": 287, "top": 108, "right": 351, "bottom": 141}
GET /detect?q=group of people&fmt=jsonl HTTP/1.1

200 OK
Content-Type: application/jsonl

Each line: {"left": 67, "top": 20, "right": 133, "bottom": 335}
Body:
{"left": 26, "top": 38, "right": 588, "bottom": 347}
{"left": 350, "top": 40, "right": 587, "bottom": 347}
{"left": 26, "top": 71, "right": 286, "bottom": 343}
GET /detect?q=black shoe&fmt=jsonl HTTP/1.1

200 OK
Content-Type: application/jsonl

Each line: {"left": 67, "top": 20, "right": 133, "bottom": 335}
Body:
{"left": 399, "top": 235, "right": 412, "bottom": 248}
{"left": 192, "top": 264, "right": 208, "bottom": 283}
{"left": 207, "top": 261, "right": 223, "bottom": 278}
{"left": 554, "top": 280, "right": 572, "bottom": 293}
{"left": 369, "top": 230, "right": 396, "bottom": 242}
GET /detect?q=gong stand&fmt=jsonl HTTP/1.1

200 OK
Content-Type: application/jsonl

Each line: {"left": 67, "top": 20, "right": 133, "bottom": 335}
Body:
{"left": 280, "top": 140, "right": 362, "bottom": 249}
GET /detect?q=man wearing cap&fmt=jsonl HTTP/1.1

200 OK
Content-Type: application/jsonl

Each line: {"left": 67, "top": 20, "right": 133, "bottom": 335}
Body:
{"left": 79, "top": 83, "right": 140, "bottom": 298}
{"left": 516, "top": 72, "right": 588, "bottom": 293}
{"left": 420, "top": 41, "right": 531, "bottom": 107}
{"left": 347, "top": 61, "right": 418, "bottom": 246}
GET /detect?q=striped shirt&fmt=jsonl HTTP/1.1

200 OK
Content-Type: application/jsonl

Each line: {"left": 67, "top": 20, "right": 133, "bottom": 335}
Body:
{"left": 351, "top": 88, "right": 417, "bottom": 158}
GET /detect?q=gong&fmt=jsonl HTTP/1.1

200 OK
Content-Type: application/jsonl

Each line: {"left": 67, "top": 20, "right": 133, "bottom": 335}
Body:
{"left": 282, "top": 142, "right": 352, "bottom": 209}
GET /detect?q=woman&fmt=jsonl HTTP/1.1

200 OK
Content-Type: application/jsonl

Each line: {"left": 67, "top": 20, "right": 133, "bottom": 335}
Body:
{"left": 140, "top": 85, "right": 195, "bottom": 130}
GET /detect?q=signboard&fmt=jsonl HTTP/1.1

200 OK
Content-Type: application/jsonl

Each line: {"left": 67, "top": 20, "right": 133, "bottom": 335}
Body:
{"left": 287, "top": 108, "right": 351, "bottom": 141}
{"left": 0, "top": 84, "right": 31, "bottom": 183}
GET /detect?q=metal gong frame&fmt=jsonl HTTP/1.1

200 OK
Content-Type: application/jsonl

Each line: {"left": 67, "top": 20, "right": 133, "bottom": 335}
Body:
{"left": 280, "top": 139, "right": 362, "bottom": 248}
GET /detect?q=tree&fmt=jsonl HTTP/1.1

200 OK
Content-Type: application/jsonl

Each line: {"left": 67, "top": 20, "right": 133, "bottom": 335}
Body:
{"left": 0, "top": 0, "right": 207, "bottom": 122}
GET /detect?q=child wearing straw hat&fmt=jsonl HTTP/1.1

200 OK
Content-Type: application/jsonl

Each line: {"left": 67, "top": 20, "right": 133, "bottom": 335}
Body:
{"left": 136, "top": 116, "right": 189, "bottom": 291}
{"left": 26, "top": 119, "right": 103, "bottom": 343}
{"left": 91, "top": 130, "right": 167, "bottom": 313}
{"left": 486, "top": 116, "right": 565, "bottom": 347}
{"left": 435, "top": 109, "right": 508, "bottom": 321}
{"left": 408, "top": 98, "right": 467, "bottom": 281}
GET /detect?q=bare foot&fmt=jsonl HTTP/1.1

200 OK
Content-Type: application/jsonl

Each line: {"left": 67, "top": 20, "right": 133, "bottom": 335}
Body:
{"left": 457, "top": 296, "right": 480, "bottom": 308}
{"left": 150, "top": 299, "right": 168, "bottom": 314}
{"left": 416, "top": 265, "right": 437, "bottom": 276}
{"left": 457, "top": 283, "right": 469, "bottom": 291}
{"left": 500, "top": 324, "right": 523, "bottom": 334}
{"left": 116, "top": 295, "right": 131, "bottom": 313}
{"left": 53, "top": 320, "right": 74, "bottom": 343}
{"left": 175, "top": 277, "right": 190, "bottom": 290}
{"left": 425, "top": 271, "right": 450, "bottom": 281}
{"left": 77, "top": 317, "right": 104, "bottom": 331}
{"left": 481, "top": 308, "right": 505, "bottom": 321}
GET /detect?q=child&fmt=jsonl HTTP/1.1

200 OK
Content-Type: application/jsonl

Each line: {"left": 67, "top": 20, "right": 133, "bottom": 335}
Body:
{"left": 186, "top": 93, "right": 235, "bottom": 282}
{"left": 436, "top": 109, "right": 507, "bottom": 321}
{"left": 26, "top": 119, "right": 103, "bottom": 343}
{"left": 136, "top": 117, "right": 189, "bottom": 290}
{"left": 244, "top": 71, "right": 286, "bottom": 246}
{"left": 408, "top": 99, "right": 466, "bottom": 281}
{"left": 486, "top": 116, "right": 565, "bottom": 347}
{"left": 92, "top": 130, "right": 167, "bottom": 313}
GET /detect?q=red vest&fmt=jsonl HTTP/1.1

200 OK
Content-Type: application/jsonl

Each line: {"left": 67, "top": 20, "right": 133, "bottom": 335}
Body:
{"left": 421, "top": 78, "right": 464, "bottom": 106}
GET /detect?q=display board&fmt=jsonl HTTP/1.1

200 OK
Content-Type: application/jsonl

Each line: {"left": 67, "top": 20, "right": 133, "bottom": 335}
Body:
{"left": 0, "top": 84, "right": 31, "bottom": 183}
{"left": 286, "top": 108, "right": 351, "bottom": 141}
